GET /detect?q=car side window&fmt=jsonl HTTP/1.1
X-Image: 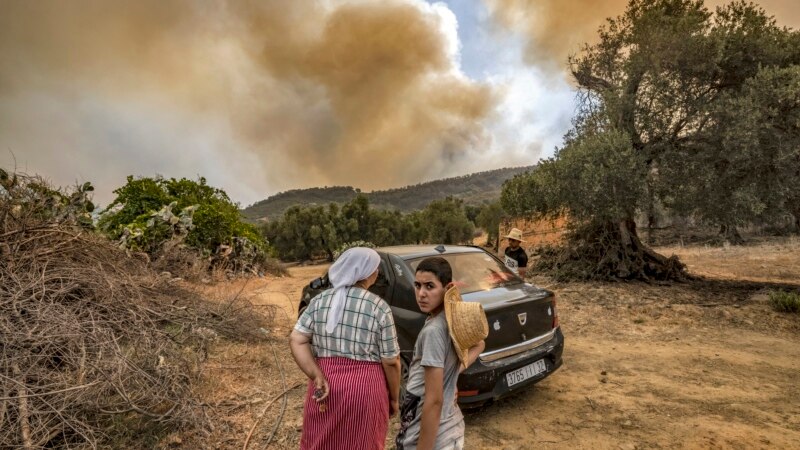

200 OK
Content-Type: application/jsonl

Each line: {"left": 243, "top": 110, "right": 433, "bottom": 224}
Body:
{"left": 369, "top": 257, "right": 391, "bottom": 301}
{"left": 389, "top": 255, "right": 420, "bottom": 312}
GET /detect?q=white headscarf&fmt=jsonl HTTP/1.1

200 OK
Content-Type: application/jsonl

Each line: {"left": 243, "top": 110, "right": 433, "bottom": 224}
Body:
{"left": 325, "top": 247, "right": 381, "bottom": 333}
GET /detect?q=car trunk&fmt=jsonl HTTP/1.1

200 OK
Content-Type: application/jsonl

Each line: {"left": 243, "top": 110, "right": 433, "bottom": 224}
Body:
{"left": 463, "top": 282, "right": 556, "bottom": 354}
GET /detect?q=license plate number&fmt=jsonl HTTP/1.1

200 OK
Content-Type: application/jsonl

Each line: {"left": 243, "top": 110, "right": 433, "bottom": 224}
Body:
{"left": 506, "top": 359, "right": 547, "bottom": 387}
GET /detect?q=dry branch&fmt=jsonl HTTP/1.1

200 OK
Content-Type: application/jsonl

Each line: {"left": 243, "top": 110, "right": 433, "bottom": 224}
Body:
{"left": 0, "top": 173, "right": 274, "bottom": 448}
{"left": 242, "top": 382, "right": 303, "bottom": 450}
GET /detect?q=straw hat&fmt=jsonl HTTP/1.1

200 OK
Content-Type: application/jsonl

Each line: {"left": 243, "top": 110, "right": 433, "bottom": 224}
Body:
{"left": 444, "top": 286, "right": 489, "bottom": 369}
{"left": 504, "top": 228, "right": 525, "bottom": 242}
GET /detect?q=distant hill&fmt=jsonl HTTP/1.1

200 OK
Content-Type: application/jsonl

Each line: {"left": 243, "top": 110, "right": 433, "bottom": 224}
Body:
{"left": 241, "top": 166, "right": 535, "bottom": 221}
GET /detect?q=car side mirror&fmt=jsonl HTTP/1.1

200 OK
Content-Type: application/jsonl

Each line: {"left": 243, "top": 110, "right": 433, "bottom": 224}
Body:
{"left": 310, "top": 275, "right": 328, "bottom": 290}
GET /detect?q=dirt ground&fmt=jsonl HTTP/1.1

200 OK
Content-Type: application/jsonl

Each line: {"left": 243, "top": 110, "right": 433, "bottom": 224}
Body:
{"left": 188, "top": 237, "right": 800, "bottom": 449}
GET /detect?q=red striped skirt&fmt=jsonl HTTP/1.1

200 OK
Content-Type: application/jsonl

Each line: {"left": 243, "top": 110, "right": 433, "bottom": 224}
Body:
{"left": 300, "top": 357, "right": 389, "bottom": 450}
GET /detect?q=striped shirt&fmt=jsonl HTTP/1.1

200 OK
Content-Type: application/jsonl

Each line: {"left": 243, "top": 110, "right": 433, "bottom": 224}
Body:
{"left": 294, "top": 286, "right": 399, "bottom": 362}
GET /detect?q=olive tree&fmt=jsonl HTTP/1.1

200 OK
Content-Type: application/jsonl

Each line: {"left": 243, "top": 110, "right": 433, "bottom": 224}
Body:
{"left": 422, "top": 197, "right": 474, "bottom": 245}
{"left": 476, "top": 201, "right": 505, "bottom": 249}
{"left": 504, "top": 0, "right": 800, "bottom": 280}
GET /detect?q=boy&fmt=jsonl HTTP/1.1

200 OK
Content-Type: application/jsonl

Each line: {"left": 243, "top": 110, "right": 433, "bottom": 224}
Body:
{"left": 396, "top": 257, "right": 485, "bottom": 450}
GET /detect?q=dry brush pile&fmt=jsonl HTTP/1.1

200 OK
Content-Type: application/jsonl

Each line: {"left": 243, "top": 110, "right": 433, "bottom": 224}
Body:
{"left": 0, "top": 172, "right": 273, "bottom": 448}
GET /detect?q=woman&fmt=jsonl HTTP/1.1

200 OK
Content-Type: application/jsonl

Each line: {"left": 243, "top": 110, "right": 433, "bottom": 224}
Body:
{"left": 290, "top": 247, "right": 401, "bottom": 450}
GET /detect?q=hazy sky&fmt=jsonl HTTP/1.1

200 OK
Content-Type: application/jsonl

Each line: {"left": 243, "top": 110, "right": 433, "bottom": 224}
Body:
{"left": 1, "top": 0, "right": 797, "bottom": 206}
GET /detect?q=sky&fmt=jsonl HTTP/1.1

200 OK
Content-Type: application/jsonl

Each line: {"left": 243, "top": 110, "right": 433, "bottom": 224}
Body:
{"left": 1, "top": 0, "right": 798, "bottom": 206}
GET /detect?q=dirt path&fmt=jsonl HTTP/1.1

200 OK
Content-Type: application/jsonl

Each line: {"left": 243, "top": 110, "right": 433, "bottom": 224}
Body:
{"left": 464, "top": 295, "right": 800, "bottom": 449}
{"left": 221, "top": 240, "right": 800, "bottom": 449}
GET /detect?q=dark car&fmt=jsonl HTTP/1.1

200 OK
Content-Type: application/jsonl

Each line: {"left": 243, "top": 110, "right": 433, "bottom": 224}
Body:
{"left": 299, "top": 244, "right": 564, "bottom": 407}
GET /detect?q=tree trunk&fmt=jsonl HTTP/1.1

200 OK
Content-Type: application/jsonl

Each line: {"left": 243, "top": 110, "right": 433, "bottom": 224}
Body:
{"left": 790, "top": 204, "right": 800, "bottom": 233}
{"left": 540, "top": 219, "right": 687, "bottom": 281}
{"left": 719, "top": 224, "right": 745, "bottom": 245}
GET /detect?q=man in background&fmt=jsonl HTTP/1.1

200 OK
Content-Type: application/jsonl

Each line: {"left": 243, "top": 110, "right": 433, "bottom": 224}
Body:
{"left": 503, "top": 228, "right": 528, "bottom": 278}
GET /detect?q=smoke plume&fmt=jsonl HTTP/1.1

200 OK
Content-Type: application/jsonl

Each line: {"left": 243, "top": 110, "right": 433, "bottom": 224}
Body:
{"left": 485, "top": 0, "right": 800, "bottom": 70}
{"left": 0, "top": 0, "right": 496, "bottom": 204}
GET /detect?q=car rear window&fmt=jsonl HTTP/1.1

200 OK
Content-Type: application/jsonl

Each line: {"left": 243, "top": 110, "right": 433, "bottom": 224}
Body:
{"left": 406, "top": 251, "right": 520, "bottom": 294}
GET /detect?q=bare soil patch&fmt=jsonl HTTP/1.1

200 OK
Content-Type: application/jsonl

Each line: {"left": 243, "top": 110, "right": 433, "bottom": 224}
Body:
{"left": 187, "top": 240, "right": 800, "bottom": 449}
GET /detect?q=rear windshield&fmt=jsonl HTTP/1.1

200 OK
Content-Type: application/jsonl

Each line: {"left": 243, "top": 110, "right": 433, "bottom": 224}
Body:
{"left": 406, "top": 251, "right": 520, "bottom": 294}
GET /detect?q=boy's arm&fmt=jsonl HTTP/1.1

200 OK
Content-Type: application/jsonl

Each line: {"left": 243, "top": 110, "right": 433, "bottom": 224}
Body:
{"left": 460, "top": 340, "right": 485, "bottom": 374}
{"left": 417, "top": 366, "right": 444, "bottom": 450}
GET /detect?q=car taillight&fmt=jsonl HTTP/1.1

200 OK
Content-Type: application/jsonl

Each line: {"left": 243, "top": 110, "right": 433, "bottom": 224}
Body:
{"left": 551, "top": 294, "right": 559, "bottom": 329}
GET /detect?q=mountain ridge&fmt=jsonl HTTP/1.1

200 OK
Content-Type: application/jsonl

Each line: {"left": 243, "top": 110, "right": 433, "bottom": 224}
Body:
{"left": 241, "top": 165, "right": 535, "bottom": 220}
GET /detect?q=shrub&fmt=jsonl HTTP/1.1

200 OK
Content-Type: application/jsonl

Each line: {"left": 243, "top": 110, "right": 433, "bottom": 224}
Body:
{"left": 99, "top": 176, "right": 281, "bottom": 276}
{"left": 333, "top": 240, "right": 376, "bottom": 260}
{"left": 769, "top": 290, "right": 800, "bottom": 314}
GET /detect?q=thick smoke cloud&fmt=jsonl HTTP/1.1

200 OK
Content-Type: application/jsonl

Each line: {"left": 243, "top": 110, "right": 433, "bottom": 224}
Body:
{"left": 485, "top": 0, "right": 800, "bottom": 69}
{"left": 0, "top": 0, "right": 496, "bottom": 204}
{"left": 235, "top": 0, "right": 495, "bottom": 189}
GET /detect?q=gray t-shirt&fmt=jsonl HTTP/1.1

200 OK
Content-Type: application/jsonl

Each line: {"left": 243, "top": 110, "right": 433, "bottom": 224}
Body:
{"left": 401, "top": 313, "right": 465, "bottom": 449}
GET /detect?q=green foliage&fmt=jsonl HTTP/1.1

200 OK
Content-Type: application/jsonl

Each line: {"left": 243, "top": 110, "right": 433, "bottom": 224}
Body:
{"left": 266, "top": 195, "right": 421, "bottom": 261}
{"left": 464, "top": 205, "right": 482, "bottom": 224}
{"left": 475, "top": 201, "right": 505, "bottom": 247}
{"left": 565, "top": 0, "right": 800, "bottom": 232}
{"left": 0, "top": 169, "right": 95, "bottom": 229}
{"left": 99, "top": 176, "right": 269, "bottom": 268}
{"left": 333, "top": 240, "right": 376, "bottom": 261}
{"left": 422, "top": 197, "right": 474, "bottom": 245}
{"left": 265, "top": 195, "right": 474, "bottom": 261}
{"left": 768, "top": 290, "right": 800, "bottom": 314}
{"left": 660, "top": 65, "right": 800, "bottom": 229}
{"left": 265, "top": 204, "right": 341, "bottom": 261}
{"left": 503, "top": 130, "right": 646, "bottom": 223}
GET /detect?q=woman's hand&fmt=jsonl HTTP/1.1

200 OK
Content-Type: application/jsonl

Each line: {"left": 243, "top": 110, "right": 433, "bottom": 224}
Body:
{"left": 312, "top": 375, "right": 330, "bottom": 402}
{"left": 381, "top": 356, "right": 401, "bottom": 416}
{"left": 290, "top": 330, "right": 330, "bottom": 401}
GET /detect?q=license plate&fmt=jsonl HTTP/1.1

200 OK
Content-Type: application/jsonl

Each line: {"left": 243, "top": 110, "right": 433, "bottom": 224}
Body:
{"left": 505, "top": 359, "right": 547, "bottom": 387}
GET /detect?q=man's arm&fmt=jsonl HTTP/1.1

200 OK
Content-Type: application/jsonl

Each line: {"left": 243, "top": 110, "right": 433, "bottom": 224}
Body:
{"left": 417, "top": 366, "right": 444, "bottom": 450}
{"left": 381, "top": 356, "right": 401, "bottom": 416}
{"left": 517, "top": 249, "right": 529, "bottom": 278}
{"left": 289, "top": 330, "right": 329, "bottom": 401}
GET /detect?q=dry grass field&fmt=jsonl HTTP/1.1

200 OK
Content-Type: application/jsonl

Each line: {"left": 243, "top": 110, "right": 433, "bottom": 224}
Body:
{"left": 179, "top": 237, "right": 800, "bottom": 449}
